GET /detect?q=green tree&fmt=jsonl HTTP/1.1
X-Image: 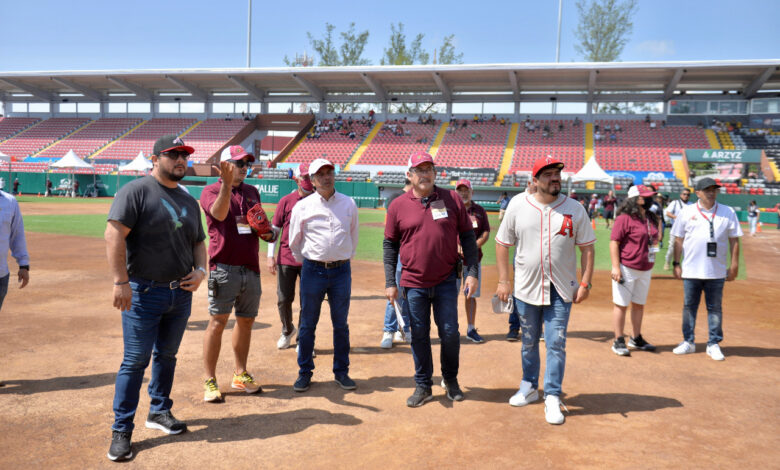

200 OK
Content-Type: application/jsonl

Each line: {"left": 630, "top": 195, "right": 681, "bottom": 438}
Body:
{"left": 436, "top": 34, "right": 464, "bottom": 64}
{"left": 284, "top": 22, "right": 370, "bottom": 67}
{"left": 380, "top": 23, "right": 429, "bottom": 65}
{"left": 574, "top": 0, "right": 638, "bottom": 62}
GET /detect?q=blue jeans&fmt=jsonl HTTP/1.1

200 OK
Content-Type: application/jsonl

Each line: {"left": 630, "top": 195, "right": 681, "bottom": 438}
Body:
{"left": 298, "top": 260, "right": 351, "bottom": 378}
{"left": 384, "top": 258, "right": 411, "bottom": 334}
{"left": 404, "top": 270, "right": 460, "bottom": 387}
{"left": 112, "top": 281, "right": 192, "bottom": 432}
{"left": 682, "top": 278, "right": 725, "bottom": 345}
{"left": 0, "top": 274, "right": 9, "bottom": 312}
{"left": 513, "top": 285, "right": 572, "bottom": 397}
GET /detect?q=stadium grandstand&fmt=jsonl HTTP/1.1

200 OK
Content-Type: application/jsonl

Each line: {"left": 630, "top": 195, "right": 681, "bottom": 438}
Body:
{"left": 1, "top": 60, "right": 779, "bottom": 204}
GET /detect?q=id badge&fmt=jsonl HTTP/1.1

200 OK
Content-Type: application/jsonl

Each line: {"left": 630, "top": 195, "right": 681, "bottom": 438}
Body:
{"left": 706, "top": 242, "right": 717, "bottom": 258}
{"left": 470, "top": 215, "right": 479, "bottom": 229}
{"left": 430, "top": 200, "right": 448, "bottom": 221}
{"left": 236, "top": 215, "right": 252, "bottom": 234}
{"left": 648, "top": 245, "right": 659, "bottom": 263}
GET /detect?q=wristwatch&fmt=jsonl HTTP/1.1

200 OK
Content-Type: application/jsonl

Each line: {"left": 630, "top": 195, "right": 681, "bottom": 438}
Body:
{"left": 19, "top": 265, "right": 29, "bottom": 271}
{"left": 579, "top": 281, "right": 591, "bottom": 290}
{"left": 672, "top": 261, "right": 680, "bottom": 267}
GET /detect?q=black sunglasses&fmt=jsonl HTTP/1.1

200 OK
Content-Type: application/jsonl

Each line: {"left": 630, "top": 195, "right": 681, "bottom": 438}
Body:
{"left": 232, "top": 160, "right": 253, "bottom": 169}
{"left": 161, "top": 150, "right": 190, "bottom": 160}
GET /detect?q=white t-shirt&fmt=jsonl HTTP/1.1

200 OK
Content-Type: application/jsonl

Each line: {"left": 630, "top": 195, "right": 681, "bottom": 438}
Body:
{"left": 670, "top": 202, "right": 743, "bottom": 279}
{"left": 495, "top": 194, "right": 596, "bottom": 305}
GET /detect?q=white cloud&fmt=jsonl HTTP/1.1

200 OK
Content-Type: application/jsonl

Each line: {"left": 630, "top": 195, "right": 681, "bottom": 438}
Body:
{"left": 636, "top": 40, "right": 676, "bottom": 58}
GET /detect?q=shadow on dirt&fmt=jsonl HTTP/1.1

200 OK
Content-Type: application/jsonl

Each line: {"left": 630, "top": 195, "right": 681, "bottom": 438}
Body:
{"left": 134, "top": 408, "right": 362, "bottom": 454}
{"left": 0, "top": 372, "right": 117, "bottom": 395}
{"left": 564, "top": 392, "right": 683, "bottom": 417}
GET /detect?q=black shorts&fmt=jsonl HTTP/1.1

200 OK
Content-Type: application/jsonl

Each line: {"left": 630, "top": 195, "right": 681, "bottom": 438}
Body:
{"left": 604, "top": 210, "right": 614, "bottom": 220}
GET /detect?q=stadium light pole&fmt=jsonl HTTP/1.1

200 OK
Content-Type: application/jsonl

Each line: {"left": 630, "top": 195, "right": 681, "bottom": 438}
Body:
{"left": 553, "top": 0, "right": 563, "bottom": 114}
{"left": 247, "top": 0, "right": 252, "bottom": 68}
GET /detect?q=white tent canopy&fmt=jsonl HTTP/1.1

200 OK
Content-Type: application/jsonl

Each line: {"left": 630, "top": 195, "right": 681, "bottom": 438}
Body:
{"left": 118, "top": 151, "right": 153, "bottom": 173}
{"left": 50, "top": 149, "right": 94, "bottom": 169}
{"left": 0, "top": 151, "right": 9, "bottom": 163}
{"left": 570, "top": 157, "right": 613, "bottom": 184}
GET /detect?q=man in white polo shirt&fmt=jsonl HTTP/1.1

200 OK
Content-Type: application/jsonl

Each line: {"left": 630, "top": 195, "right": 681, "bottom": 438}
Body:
{"left": 663, "top": 188, "right": 692, "bottom": 270}
{"left": 494, "top": 156, "right": 595, "bottom": 425}
{"left": 671, "top": 177, "right": 742, "bottom": 361}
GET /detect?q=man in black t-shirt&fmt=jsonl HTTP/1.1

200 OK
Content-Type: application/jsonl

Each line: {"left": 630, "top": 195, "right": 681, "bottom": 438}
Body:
{"left": 105, "top": 134, "right": 207, "bottom": 462}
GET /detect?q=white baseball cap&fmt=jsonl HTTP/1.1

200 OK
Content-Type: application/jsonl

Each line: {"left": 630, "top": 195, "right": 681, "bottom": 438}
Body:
{"left": 308, "top": 158, "right": 334, "bottom": 176}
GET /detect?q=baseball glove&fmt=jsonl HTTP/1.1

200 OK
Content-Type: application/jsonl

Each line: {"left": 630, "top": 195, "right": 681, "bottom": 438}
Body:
{"left": 247, "top": 203, "right": 272, "bottom": 236}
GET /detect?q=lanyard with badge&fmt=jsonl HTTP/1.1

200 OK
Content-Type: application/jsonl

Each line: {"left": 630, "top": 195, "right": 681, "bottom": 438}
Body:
{"left": 234, "top": 190, "right": 253, "bottom": 235}
{"left": 696, "top": 202, "right": 718, "bottom": 257}
{"left": 647, "top": 217, "right": 659, "bottom": 263}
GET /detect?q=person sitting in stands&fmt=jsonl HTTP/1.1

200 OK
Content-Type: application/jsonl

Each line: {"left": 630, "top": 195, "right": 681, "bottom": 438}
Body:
{"left": 614, "top": 123, "right": 622, "bottom": 132}
{"left": 610, "top": 132, "right": 617, "bottom": 142}
{"left": 594, "top": 131, "right": 602, "bottom": 141}
{"left": 500, "top": 118, "right": 506, "bottom": 125}
{"left": 348, "top": 130, "right": 356, "bottom": 139}
{"left": 491, "top": 115, "right": 497, "bottom": 123}
{"left": 645, "top": 114, "right": 651, "bottom": 123}
{"left": 573, "top": 116, "right": 580, "bottom": 127}
{"left": 558, "top": 123, "right": 564, "bottom": 132}
{"left": 473, "top": 114, "right": 480, "bottom": 123}
{"left": 462, "top": 120, "right": 468, "bottom": 129}
{"left": 649, "top": 121, "right": 657, "bottom": 129}
{"left": 528, "top": 123, "right": 535, "bottom": 133}
{"left": 604, "top": 124, "right": 611, "bottom": 132}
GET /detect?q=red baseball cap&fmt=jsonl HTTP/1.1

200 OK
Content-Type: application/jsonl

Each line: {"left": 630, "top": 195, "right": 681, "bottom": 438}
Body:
{"left": 407, "top": 151, "right": 434, "bottom": 171}
{"left": 220, "top": 145, "right": 255, "bottom": 163}
{"left": 532, "top": 156, "right": 565, "bottom": 177}
{"left": 627, "top": 184, "right": 656, "bottom": 198}
{"left": 455, "top": 178, "right": 472, "bottom": 190}
{"left": 294, "top": 162, "right": 310, "bottom": 178}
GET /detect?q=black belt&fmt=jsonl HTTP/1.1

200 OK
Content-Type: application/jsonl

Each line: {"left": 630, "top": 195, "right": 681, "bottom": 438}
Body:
{"left": 307, "top": 259, "right": 349, "bottom": 269}
{"left": 130, "top": 277, "right": 184, "bottom": 290}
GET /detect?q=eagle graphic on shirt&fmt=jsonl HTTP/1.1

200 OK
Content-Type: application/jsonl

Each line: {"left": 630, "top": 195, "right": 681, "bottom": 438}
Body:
{"left": 161, "top": 198, "right": 187, "bottom": 230}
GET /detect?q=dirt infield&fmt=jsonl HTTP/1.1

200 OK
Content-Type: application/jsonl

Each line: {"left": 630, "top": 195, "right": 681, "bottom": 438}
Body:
{"left": 0, "top": 202, "right": 778, "bottom": 469}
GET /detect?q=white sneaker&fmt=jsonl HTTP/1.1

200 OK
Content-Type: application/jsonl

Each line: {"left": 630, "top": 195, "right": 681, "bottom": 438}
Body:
{"left": 544, "top": 395, "right": 565, "bottom": 425}
{"left": 393, "top": 330, "right": 404, "bottom": 343}
{"left": 295, "top": 344, "right": 315, "bottom": 358}
{"left": 509, "top": 380, "right": 539, "bottom": 407}
{"left": 380, "top": 331, "right": 394, "bottom": 349}
{"left": 277, "top": 327, "right": 296, "bottom": 349}
{"left": 706, "top": 343, "right": 725, "bottom": 361}
{"left": 673, "top": 341, "right": 696, "bottom": 355}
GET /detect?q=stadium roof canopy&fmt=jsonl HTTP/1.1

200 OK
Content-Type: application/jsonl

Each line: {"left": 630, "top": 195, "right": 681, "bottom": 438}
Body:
{"left": 1, "top": 60, "right": 779, "bottom": 104}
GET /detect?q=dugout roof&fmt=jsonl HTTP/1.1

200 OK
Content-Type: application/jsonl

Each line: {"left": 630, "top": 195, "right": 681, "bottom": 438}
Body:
{"left": 1, "top": 60, "right": 779, "bottom": 104}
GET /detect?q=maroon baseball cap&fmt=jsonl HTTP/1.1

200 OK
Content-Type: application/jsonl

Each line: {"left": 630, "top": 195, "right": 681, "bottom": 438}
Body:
{"left": 220, "top": 145, "right": 255, "bottom": 163}
{"left": 455, "top": 178, "right": 472, "bottom": 190}
{"left": 407, "top": 151, "right": 434, "bottom": 171}
{"left": 294, "top": 162, "right": 310, "bottom": 178}
{"left": 532, "top": 156, "right": 565, "bottom": 177}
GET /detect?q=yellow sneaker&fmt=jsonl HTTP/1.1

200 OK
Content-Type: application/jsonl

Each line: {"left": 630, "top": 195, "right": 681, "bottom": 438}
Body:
{"left": 232, "top": 371, "right": 262, "bottom": 394}
{"left": 203, "top": 377, "right": 222, "bottom": 403}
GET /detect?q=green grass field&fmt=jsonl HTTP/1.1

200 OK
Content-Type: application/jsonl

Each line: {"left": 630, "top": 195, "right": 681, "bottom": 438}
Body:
{"left": 18, "top": 196, "right": 746, "bottom": 278}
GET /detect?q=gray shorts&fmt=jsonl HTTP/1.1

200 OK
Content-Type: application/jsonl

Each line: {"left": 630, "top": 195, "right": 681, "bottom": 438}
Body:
{"left": 208, "top": 264, "right": 261, "bottom": 317}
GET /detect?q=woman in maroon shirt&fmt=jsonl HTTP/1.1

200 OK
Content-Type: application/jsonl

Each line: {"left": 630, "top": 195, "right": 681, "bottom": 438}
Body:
{"left": 609, "top": 185, "right": 660, "bottom": 356}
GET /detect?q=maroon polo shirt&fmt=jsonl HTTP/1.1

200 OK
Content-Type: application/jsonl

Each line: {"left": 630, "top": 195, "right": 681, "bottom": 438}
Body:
{"left": 272, "top": 190, "right": 306, "bottom": 267}
{"left": 610, "top": 213, "right": 659, "bottom": 271}
{"left": 465, "top": 202, "right": 490, "bottom": 262}
{"left": 201, "top": 181, "right": 262, "bottom": 273}
{"left": 385, "top": 186, "right": 473, "bottom": 288}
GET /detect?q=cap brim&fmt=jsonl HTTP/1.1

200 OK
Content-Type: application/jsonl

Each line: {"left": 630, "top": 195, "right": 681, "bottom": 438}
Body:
{"left": 161, "top": 145, "right": 195, "bottom": 155}
{"left": 230, "top": 152, "right": 255, "bottom": 162}
{"left": 534, "top": 162, "right": 565, "bottom": 177}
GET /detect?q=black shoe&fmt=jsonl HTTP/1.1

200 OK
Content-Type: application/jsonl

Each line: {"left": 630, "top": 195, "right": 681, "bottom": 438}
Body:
{"left": 406, "top": 385, "right": 433, "bottom": 407}
{"left": 335, "top": 374, "right": 357, "bottom": 390}
{"left": 107, "top": 430, "right": 133, "bottom": 461}
{"left": 441, "top": 379, "right": 464, "bottom": 401}
{"left": 506, "top": 329, "right": 520, "bottom": 342}
{"left": 145, "top": 411, "right": 187, "bottom": 435}
{"left": 628, "top": 334, "right": 657, "bottom": 351}
{"left": 611, "top": 337, "right": 631, "bottom": 356}
{"left": 293, "top": 374, "right": 311, "bottom": 392}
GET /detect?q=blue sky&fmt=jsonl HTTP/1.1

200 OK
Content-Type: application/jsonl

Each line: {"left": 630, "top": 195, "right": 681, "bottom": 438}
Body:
{"left": 1, "top": 0, "right": 778, "bottom": 71}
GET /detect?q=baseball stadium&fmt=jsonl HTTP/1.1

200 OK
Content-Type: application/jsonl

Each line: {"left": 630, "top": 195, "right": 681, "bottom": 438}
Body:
{"left": 1, "top": 14, "right": 780, "bottom": 470}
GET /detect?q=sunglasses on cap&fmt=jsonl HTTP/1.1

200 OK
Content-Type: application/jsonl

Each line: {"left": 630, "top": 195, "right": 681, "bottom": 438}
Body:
{"left": 161, "top": 150, "right": 190, "bottom": 160}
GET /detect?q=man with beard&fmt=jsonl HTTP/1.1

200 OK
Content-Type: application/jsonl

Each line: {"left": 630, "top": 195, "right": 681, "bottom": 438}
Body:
{"left": 495, "top": 156, "right": 595, "bottom": 425}
{"left": 105, "top": 134, "right": 207, "bottom": 460}
{"left": 384, "top": 152, "right": 479, "bottom": 407}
